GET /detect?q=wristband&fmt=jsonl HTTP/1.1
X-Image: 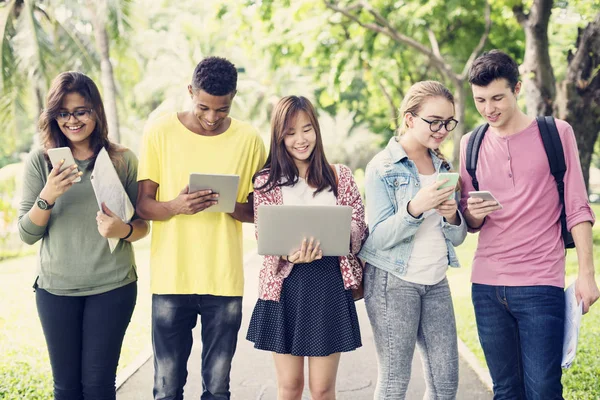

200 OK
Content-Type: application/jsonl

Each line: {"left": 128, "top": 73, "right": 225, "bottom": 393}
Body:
{"left": 121, "top": 223, "right": 134, "bottom": 240}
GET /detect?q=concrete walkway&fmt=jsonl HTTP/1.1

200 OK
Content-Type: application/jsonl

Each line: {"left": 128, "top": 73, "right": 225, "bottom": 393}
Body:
{"left": 117, "top": 252, "right": 492, "bottom": 399}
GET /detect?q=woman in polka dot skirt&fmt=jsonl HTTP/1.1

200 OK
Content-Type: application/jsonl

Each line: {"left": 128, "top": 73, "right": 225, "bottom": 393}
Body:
{"left": 247, "top": 95, "right": 367, "bottom": 400}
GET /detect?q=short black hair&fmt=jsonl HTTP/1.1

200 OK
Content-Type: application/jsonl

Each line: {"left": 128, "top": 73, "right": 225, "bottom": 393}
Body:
{"left": 191, "top": 57, "right": 237, "bottom": 96}
{"left": 468, "top": 50, "right": 520, "bottom": 92}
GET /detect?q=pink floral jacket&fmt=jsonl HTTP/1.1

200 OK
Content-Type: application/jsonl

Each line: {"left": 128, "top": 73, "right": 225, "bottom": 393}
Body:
{"left": 253, "top": 164, "right": 368, "bottom": 301}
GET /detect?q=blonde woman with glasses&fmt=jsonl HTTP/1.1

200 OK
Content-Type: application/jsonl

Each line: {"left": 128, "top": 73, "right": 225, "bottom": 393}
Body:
{"left": 359, "top": 81, "right": 467, "bottom": 399}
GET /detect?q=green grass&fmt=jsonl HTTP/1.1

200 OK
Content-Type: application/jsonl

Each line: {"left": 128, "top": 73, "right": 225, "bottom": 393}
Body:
{"left": 450, "top": 204, "right": 600, "bottom": 399}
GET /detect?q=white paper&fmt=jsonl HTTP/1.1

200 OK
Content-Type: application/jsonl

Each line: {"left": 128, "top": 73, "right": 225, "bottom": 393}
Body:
{"left": 561, "top": 283, "right": 583, "bottom": 369}
{"left": 90, "top": 148, "right": 134, "bottom": 253}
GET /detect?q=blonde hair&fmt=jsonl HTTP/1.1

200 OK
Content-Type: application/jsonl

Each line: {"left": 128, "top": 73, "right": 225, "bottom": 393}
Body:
{"left": 398, "top": 80, "right": 454, "bottom": 171}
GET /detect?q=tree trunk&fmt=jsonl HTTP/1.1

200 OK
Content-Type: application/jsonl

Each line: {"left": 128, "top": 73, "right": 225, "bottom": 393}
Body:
{"left": 31, "top": 84, "right": 44, "bottom": 149}
{"left": 555, "top": 13, "right": 600, "bottom": 192}
{"left": 514, "top": 0, "right": 555, "bottom": 116}
{"left": 452, "top": 81, "right": 466, "bottom": 165}
{"left": 90, "top": 0, "right": 120, "bottom": 143}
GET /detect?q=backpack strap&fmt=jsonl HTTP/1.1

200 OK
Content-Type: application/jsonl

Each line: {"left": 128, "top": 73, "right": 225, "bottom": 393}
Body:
{"left": 536, "top": 116, "right": 574, "bottom": 248}
{"left": 537, "top": 116, "right": 567, "bottom": 178}
{"left": 465, "top": 123, "right": 489, "bottom": 191}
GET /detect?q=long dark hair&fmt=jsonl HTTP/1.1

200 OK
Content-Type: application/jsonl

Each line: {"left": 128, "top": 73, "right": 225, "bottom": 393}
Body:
{"left": 38, "top": 71, "right": 124, "bottom": 170}
{"left": 254, "top": 96, "right": 337, "bottom": 197}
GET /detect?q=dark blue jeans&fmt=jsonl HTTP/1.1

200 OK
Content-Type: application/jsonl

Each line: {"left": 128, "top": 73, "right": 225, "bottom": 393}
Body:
{"left": 36, "top": 282, "right": 137, "bottom": 400}
{"left": 152, "top": 294, "right": 243, "bottom": 400}
{"left": 472, "top": 284, "right": 565, "bottom": 400}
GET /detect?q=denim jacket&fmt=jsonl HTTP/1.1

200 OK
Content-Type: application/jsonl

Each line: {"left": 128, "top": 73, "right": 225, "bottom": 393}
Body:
{"left": 359, "top": 137, "right": 467, "bottom": 277}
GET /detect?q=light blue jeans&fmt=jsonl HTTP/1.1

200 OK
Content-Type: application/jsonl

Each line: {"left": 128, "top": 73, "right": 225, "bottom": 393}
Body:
{"left": 364, "top": 263, "right": 459, "bottom": 400}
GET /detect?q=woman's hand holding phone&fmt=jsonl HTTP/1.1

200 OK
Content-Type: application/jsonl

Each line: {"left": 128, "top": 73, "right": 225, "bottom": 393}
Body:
{"left": 408, "top": 180, "right": 455, "bottom": 218}
{"left": 286, "top": 237, "right": 323, "bottom": 264}
{"left": 436, "top": 199, "right": 459, "bottom": 224}
{"left": 39, "top": 160, "right": 82, "bottom": 205}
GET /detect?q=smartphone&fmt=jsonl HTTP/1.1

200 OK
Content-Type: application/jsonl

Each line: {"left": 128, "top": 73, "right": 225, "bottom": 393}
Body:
{"left": 47, "top": 147, "right": 81, "bottom": 183}
{"left": 437, "top": 172, "right": 459, "bottom": 201}
{"left": 468, "top": 190, "right": 502, "bottom": 208}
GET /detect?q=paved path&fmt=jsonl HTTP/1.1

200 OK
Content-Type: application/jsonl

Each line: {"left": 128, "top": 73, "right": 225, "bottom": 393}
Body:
{"left": 118, "top": 252, "right": 492, "bottom": 399}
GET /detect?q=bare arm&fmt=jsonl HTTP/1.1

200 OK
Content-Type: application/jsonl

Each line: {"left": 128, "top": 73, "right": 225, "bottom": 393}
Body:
{"left": 136, "top": 179, "right": 218, "bottom": 221}
{"left": 229, "top": 193, "right": 254, "bottom": 223}
{"left": 571, "top": 221, "right": 599, "bottom": 314}
{"left": 28, "top": 163, "right": 82, "bottom": 227}
{"left": 136, "top": 180, "right": 173, "bottom": 221}
{"left": 463, "top": 197, "right": 502, "bottom": 229}
{"left": 463, "top": 207, "right": 485, "bottom": 229}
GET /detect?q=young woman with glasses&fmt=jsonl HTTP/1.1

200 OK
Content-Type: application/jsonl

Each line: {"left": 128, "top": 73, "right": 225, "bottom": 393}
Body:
{"left": 358, "top": 81, "right": 467, "bottom": 399}
{"left": 17, "top": 71, "right": 149, "bottom": 400}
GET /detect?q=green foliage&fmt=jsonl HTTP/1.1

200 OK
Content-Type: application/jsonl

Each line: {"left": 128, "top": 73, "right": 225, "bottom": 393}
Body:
{"left": 0, "top": 360, "right": 52, "bottom": 400}
{"left": 233, "top": 0, "right": 527, "bottom": 139}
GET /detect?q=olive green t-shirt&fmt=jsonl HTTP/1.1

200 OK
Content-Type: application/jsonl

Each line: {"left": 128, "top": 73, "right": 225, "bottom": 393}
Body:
{"left": 17, "top": 148, "right": 139, "bottom": 296}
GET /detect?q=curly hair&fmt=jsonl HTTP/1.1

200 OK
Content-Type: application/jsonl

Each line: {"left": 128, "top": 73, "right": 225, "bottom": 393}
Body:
{"left": 191, "top": 57, "right": 237, "bottom": 96}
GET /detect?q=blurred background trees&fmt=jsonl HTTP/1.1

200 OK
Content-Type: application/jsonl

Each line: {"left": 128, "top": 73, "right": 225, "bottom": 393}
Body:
{"left": 0, "top": 0, "right": 599, "bottom": 200}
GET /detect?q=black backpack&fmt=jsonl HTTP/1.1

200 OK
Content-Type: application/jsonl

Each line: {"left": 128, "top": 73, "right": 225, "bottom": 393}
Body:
{"left": 465, "top": 116, "right": 574, "bottom": 249}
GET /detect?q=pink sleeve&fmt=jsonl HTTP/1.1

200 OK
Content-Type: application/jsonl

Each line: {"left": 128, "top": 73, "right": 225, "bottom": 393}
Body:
{"left": 345, "top": 169, "right": 367, "bottom": 254}
{"left": 253, "top": 179, "right": 265, "bottom": 240}
{"left": 458, "top": 133, "right": 481, "bottom": 233}
{"left": 253, "top": 174, "right": 293, "bottom": 275}
{"left": 559, "top": 122, "right": 595, "bottom": 230}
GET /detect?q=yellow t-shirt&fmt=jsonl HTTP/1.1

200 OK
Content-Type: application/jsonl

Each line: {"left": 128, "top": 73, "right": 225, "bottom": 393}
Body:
{"left": 138, "top": 113, "right": 266, "bottom": 295}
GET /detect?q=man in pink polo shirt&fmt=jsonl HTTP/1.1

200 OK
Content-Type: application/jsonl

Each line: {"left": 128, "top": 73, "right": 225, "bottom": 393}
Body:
{"left": 459, "top": 50, "right": 599, "bottom": 399}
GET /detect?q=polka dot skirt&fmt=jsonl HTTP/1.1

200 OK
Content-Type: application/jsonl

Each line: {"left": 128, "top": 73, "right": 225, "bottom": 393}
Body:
{"left": 246, "top": 256, "right": 362, "bottom": 357}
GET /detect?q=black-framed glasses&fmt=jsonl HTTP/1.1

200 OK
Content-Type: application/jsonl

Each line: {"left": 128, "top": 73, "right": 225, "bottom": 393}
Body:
{"left": 56, "top": 109, "right": 93, "bottom": 123}
{"left": 413, "top": 113, "right": 458, "bottom": 132}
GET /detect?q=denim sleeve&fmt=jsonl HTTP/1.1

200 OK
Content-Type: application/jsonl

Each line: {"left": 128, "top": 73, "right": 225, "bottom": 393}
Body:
{"left": 365, "top": 163, "right": 423, "bottom": 251}
{"left": 441, "top": 191, "right": 467, "bottom": 246}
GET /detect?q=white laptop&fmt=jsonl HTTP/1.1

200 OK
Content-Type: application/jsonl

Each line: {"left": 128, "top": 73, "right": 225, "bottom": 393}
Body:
{"left": 257, "top": 205, "right": 352, "bottom": 257}
{"left": 189, "top": 173, "right": 240, "bottom": 213}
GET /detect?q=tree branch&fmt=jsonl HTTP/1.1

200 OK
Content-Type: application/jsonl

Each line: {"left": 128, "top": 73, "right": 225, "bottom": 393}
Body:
{"left": 428, "top": 29, "right": 442, "bottom": 60}
{"left": 324, "top": 0, "right": 456, "bottom": 80}
{"left": 566, "top": 13, "right": 600, "bottom": 84}
{"left": 513, "top": 2, "right": 529, "bottom": 27}
{"left": 460, "top": 0, "right": 492, "bottom": 80}
{"left": 377, "top": 78, "right": 398, "bottom": 131}
{"left": 324, "top": 1, "right": 388, "bottom": 36}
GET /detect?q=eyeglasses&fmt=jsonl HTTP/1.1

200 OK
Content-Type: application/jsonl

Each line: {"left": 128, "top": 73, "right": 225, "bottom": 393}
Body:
{"left": 56, "top": 109, "right": 93, "bottom": 123}
{"left": 413, "top": 114, "right": 458, "bottom": 132}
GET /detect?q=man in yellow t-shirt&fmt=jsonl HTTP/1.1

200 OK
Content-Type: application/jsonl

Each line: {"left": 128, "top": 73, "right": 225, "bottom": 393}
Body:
{"left": 136, "top": 57, "right": 266, "bottom": 400}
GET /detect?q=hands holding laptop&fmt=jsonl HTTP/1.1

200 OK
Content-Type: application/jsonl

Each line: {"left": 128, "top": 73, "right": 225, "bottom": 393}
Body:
{"left": 286, "top": 237, "right": 323, "bottom": 264}
{"left": 170, "top": 185, "right": 219, "bottom": 215}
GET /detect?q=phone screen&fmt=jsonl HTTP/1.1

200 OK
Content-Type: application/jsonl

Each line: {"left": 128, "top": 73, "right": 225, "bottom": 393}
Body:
{"left": 468, "top": 191, "right": 503, "bottom": 208}
{"left": 437, "top": 172, "right": 459, "bottom": 201}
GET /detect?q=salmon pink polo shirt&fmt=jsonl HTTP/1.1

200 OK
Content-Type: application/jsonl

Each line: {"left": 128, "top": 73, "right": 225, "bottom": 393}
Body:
{"left": 459, "top": 119, "right": 595, "bottom": 288}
